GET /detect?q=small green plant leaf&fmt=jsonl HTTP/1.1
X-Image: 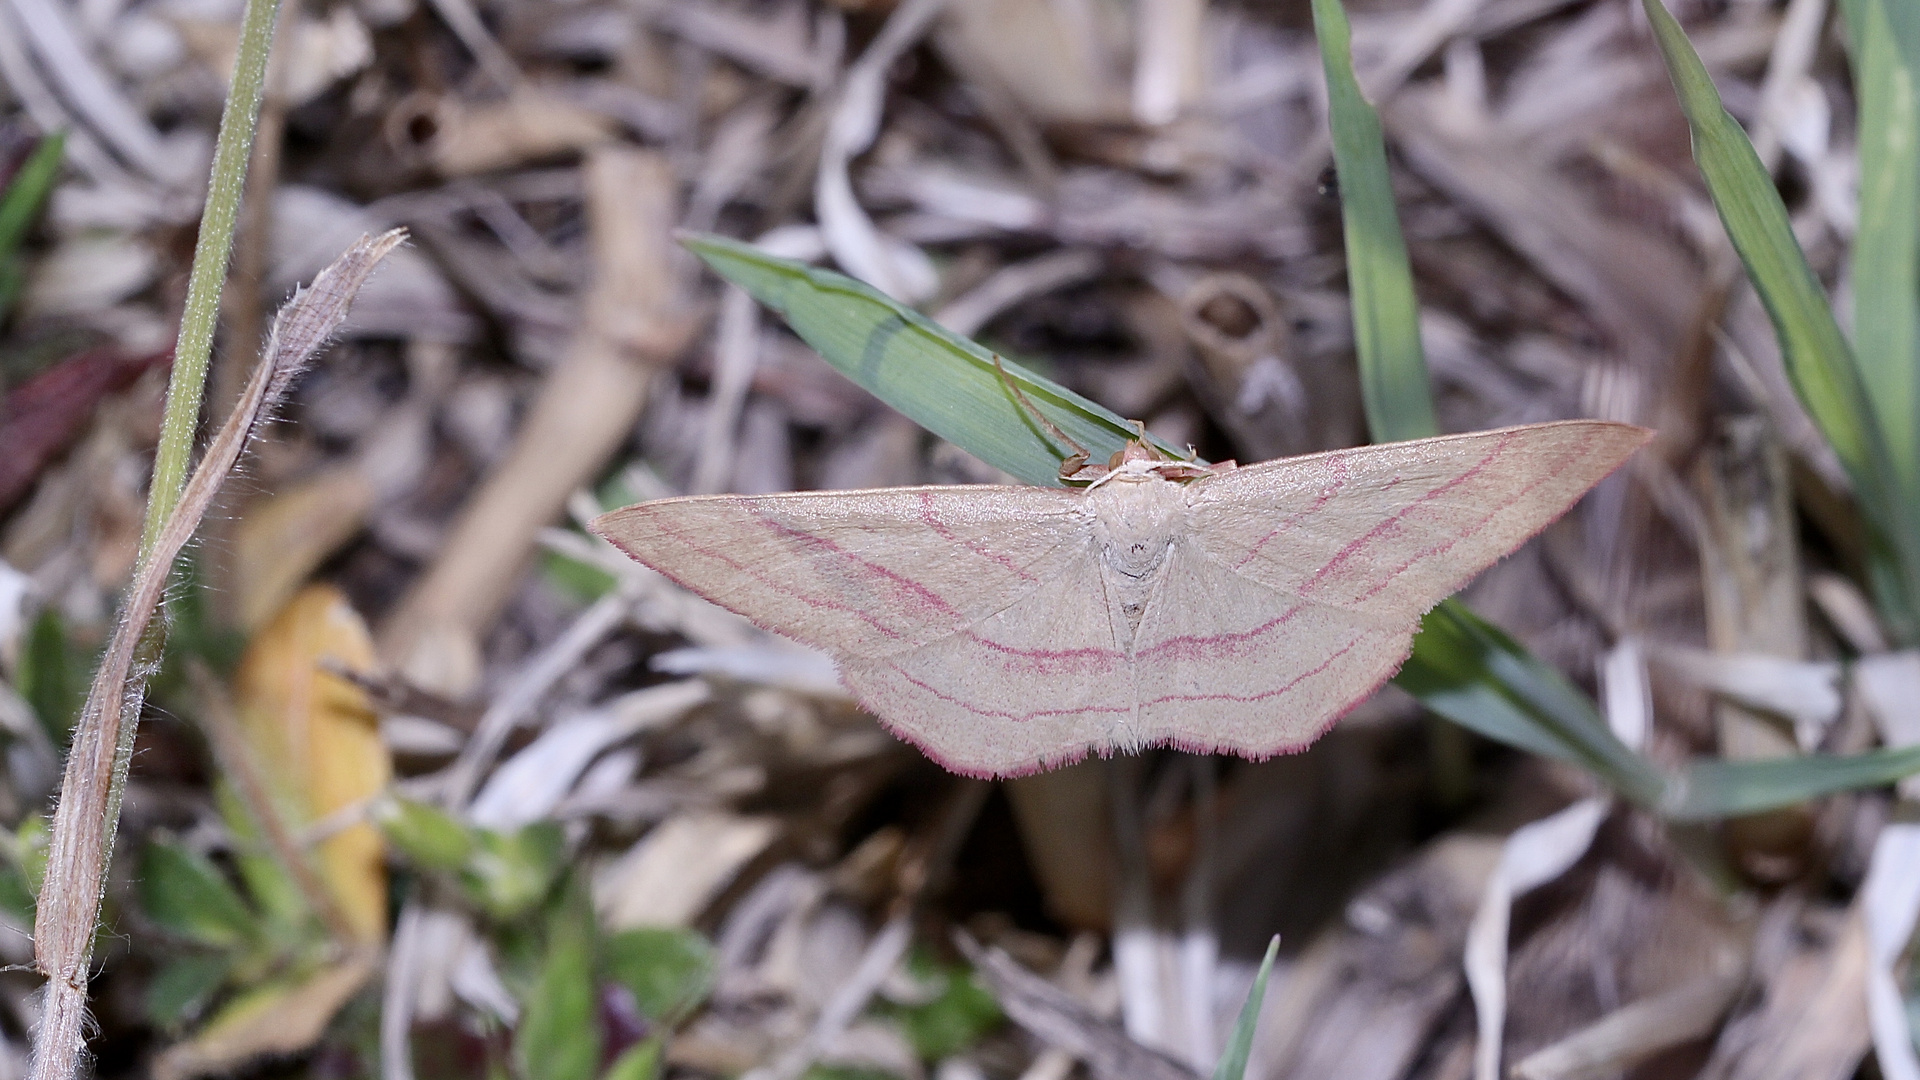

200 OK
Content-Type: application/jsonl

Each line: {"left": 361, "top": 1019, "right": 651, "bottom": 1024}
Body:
{"left": 1309, "top": 0, "right": 1438, "bottom": 442}
{"left": 883, "top": 953, "right": 1002, "bottom": 1061}
{"left": 0, "top": 132, "right": 62, "bottom": 257}
{"left": 377, "top": 797, "right": 476, "bottom": 874}
{"left": 543, "top": 549, "right": 619, "bottom": 603}
{"left": 1213, "top": 936, "right": 1280, "bottom": 1080}
{"left": 681, "top": 234, "right": 1181, "bottom": 487}
{"left": 602, "top": 927, "right": 716, "bottom": 1026}
{"left": 0, "top": 815, "right": 48, "bottom": 913}
{"left": 515, "top": 884, "right": 601, "bottom": 1080}
{"left": 461, "top": 821, "right": 567, "bottom": 922}
{"left": 146, "top": 952, "right": 236, "bottom": 1031}
{"left": 139, "top": 841, "right": 258, "bottom": 948}
{"left": 213, "top": 785, "right": 310, "bottom": 934}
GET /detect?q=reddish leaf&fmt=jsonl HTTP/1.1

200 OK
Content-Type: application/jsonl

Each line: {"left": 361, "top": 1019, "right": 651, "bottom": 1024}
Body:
{"left": 0, "top": 347, "right": 170, "bottom": 514}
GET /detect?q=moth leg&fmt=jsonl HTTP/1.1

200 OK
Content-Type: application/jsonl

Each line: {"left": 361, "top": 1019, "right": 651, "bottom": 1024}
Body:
{"left": 992, "top": 354, "right": 1097, "bottom": 474}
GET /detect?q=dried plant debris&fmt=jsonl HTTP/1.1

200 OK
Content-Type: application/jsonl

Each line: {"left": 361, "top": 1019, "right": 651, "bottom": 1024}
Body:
{"left": 5, "top": 0, "right": 1920, "bottom": 1078}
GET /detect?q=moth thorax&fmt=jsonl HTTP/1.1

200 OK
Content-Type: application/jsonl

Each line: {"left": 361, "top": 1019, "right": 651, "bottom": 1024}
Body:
{"left": 1091, "top": 477, "right": 1183, "bottom": 580}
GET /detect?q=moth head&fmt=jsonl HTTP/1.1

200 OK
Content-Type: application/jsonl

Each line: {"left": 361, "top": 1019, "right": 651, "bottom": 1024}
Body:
{"left": 1069, "top": 437, "right": 1238, "bottom": 490}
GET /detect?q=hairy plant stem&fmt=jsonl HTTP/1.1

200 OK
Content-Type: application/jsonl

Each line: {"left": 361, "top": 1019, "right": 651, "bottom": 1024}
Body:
{"left": 140, "top": 0, "right": 283, "bottom": 559}
{"left": 29, "top": 229, "right": 402, "bottom": 1080}
{"left": 31, "top": 2, "right": 281, "bottom": 1074}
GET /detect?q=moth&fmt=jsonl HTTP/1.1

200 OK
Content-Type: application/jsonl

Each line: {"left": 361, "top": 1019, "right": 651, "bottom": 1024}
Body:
{"left": 592, "top": 419, "right": 1648, "bottom": 777}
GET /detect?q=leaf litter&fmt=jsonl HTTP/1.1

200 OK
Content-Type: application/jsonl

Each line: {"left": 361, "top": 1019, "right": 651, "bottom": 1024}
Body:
{"left": 1, "top": 0, "right": 1919, "bottom": 1079}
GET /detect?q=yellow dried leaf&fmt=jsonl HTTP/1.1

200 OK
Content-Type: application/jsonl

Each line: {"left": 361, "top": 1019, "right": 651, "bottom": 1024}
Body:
{"left": 233, "top": 585, "right": 390, "bottom": 943}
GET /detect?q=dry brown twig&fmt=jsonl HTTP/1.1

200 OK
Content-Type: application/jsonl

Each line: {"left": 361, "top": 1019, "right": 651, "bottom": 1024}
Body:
{"left": 29, "top": 230, "right": 405, "bottom": 1080}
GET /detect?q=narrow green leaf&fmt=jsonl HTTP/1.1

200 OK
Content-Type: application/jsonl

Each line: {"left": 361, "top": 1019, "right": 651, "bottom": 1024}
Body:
{"left": 0, "top": 132, "right": 63, "bottom": 316}
{"left": 1643, "top": 0, "right": 1920, "bottom": 637}
{"left": 1667, "top": 744, "right": 1920, "bottom": 821}
{"left": 516, "top": 885, "right": 601, "bottom": 1080}
{"left": 1641, "top": 0, "right": 1876, "bottom": 479}
{"left": 1308, "top": 0, "right": 1437, "bottom": 442}
{"left": 0, "top": 131, "right": 63, "bottom": 263}
{"left": 18, "top": 610, "right": 88, "bottom": 746}
{"left": 602, "top": 928, "right": 716, "bottom": 1026}
{"left": 139, "top": 841, "right": 257, "bottom": 948}
{"left": 681, "top": 234, "right": 1181, "bottom": 486}
{"left": 1212, "top": 936, "right": 1280, "bottom": 1080}
{"left": 1841, "top": 0, "right": 1920, "bottom": 492}
{"left": 1396, "top": 602, "right": 1669, "bottom": 808}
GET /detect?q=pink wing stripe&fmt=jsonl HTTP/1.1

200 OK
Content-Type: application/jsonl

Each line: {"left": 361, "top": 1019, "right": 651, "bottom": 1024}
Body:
{"left": 1232, "top": 454, "right": 1352, "bottom": 570}
{"left": 1349, "top": 425, "right": 1604, "bottom": 603}
{"left": 1302, "top": 430, "right": 1514, "bottom": 593}
{"left": 958, "top": 601, "right": 1318, "bottom": 674}
{"left": 1137, "top": 603, "right": 1311, "bottom": 663}
{"left": 886, "top": 664, "right": 1135, "bottom": 721}
{"left": 643, "top": 511, "right": 910, "bottom": 642}
{"left": 745, "top": 503, "right": 962, "bottom": 622}
{"left": 961, "top": 633, "right": 1120, "bottom": 677}
{"left": 917, "top": 491, "right": 1041, "bottom": 584}
{"left": 883, "top": 634, "right": 1367, "bottom": 724}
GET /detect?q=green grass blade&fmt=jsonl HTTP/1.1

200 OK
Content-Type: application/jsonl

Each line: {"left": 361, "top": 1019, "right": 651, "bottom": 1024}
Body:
{"left": 1841, "top": 0, "right": 1920, "bottom": 496}
{"left": 1643, "top": 0, "right": 1920, "bottom": 636}
{"left": 1306, "top": 1, "right": 1668, "bottom": 807}
{"left": 1212, "top": 935, "right": 1280, "bottom": 1080}
{"left": 0, "top": 132, "right": 62, "bottom": 260}
{"left": 1668, "top": 745, "right": 1920, "bottom": 821}
{"left": 1309, "top": 0, "right": 1438, "bottom": 443}
{"left": 1641, "top": 0, "right": 1878, "bottom": 481}
{"left": 681, "top": 234, "right": 1179, "bottom": 487}
{"left": 0, "top": 131, "right": 64, "bottom": 318}
{"left": 1395, "top": 601, "right": 1669, "bottom": 807}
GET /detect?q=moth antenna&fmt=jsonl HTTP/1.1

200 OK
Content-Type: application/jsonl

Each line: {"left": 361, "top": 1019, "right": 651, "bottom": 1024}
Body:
{"left": 992, "top": 355, "right": 1088, "bottom": 461}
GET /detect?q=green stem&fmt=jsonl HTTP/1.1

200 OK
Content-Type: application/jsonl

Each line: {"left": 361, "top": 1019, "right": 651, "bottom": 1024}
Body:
{"left": 138, "top": 0, "right": 282, "bottom": 562}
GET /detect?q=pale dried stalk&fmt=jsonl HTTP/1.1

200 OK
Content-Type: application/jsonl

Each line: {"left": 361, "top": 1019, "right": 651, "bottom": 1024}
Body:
{"left": 30, "top": 231, "right": 405, "bottom": 1080}
{"left": 379, "top": 148, "right": 686, "bottom": 690}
